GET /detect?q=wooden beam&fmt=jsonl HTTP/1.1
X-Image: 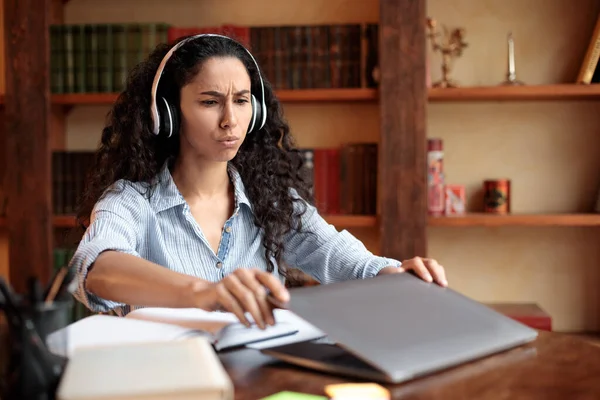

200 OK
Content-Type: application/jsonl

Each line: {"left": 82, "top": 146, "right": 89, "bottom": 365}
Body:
{"left": 379, "top": 0, "right": 427, "bottom": 260}
{"left": 0, "top": 0, "right": 5, "bottom": 95}
{"left": 4, "top": 0, "right": 52, "bottom": 293}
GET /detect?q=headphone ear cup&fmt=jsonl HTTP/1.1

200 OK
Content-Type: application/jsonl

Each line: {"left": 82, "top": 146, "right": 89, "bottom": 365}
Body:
{"left": 158, "top": 97, "right": 179, "bottom": 137}
{"left": 168, "top": 101, "right": 180, "bottom": 137}
{"left": 249, "top": 94, "right": 262, "bottom": 134}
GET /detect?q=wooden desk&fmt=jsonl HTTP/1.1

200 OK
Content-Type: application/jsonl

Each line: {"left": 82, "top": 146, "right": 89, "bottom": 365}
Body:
{"left": 219, "top": 331, "right": 600, "bottom": 399}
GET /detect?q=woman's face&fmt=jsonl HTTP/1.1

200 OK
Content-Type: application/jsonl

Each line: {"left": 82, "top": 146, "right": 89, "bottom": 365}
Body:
{"left": 178, "top": 56, "right": 253, "bottom": 163}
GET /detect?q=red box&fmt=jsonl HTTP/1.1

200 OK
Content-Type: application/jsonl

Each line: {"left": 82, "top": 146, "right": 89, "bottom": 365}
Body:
{"left": 445, "top": 184, "right": 465, "bottom": 215}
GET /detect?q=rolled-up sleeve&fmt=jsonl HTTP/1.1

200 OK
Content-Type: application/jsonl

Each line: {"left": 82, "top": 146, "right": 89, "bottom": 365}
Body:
{"left": 69, "top": 186, "right": 142, "bottom": 313}
{"left": 283, "top": 198, "right": 402, "bottom": 284}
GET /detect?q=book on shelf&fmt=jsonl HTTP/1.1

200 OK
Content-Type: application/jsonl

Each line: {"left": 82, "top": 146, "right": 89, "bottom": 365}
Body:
{"left": 52, "top": 151, "right": 96, "bottom": 216}
{"left": 50, "top": 23, "right": 170, "bottom": 95}
{"left": 576, "top": 13, "right": 600, "bottom": 84}
{"left": 299, "top": 142, "right": 377, "bottom": 216}
{"left": 49, "top": 21, "right": 380, "bottom": 94}
{"left": 50, "top": 145, "right": 377, "bottom": 221}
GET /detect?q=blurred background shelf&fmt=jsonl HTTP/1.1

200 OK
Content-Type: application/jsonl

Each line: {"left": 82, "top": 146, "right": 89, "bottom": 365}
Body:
{"left": 428, "top": 84, "right": 600, "bottom": 102}
{"left": 428, "top": 213, "right": 600, "bottom": 227}
{"left": 2, "top": 85, "right": 599, "bottom": 108}
{"left": 50, "top": 88, "right": 379, "bottom": 105}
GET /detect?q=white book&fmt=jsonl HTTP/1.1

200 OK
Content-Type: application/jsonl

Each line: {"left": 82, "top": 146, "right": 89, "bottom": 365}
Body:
{"left": 126, "top": 307, "right": 325, "bottom": 350}
{"left": 47, "top": 308, "right": 325, "bottom": 358}
{"left": 56, "top": 337, "right": 234, "bottom": 400}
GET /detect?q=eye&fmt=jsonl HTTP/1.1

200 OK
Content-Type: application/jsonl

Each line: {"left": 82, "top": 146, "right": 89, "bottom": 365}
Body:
{"left": 201, "top": 100, "right": 218, "bottom": 105}
{"left": 236, "top": 98, "right": 250, "bottom": 104}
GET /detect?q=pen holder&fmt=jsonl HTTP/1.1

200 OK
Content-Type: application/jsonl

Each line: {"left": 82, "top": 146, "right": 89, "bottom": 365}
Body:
{"left": 31, "top": 299, "right": 74, "bottom": 359}
{"left": 1, "top": 298, "right": 74, "bottom": 400}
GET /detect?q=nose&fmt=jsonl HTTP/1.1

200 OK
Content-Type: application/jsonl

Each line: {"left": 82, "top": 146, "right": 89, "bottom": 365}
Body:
{"left": 220, "top": 100, "right": 238, "bottom": 130}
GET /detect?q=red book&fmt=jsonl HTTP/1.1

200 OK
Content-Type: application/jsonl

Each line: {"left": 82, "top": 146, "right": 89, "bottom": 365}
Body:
{"left": 487, "top": 302, "right": 552, "bottom": 331}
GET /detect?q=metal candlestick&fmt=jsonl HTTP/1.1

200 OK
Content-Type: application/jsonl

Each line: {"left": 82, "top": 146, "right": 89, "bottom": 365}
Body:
{"left": 500, "top": 32, "right": 524, "bottom": 86}
{"left": 426, "top": 17, "right": 468, "bottom": 88}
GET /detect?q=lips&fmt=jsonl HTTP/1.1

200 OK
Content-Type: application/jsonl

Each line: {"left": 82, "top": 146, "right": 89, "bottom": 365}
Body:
{"left": 218, "top": 136, "right": 240, "bottom": 148}
{"left": 218, "top": 136, "right": 239, "bottom": 142}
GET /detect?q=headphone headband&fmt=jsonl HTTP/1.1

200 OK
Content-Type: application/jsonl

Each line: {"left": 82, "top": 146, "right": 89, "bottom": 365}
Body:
{"left": 150, "top": 33, "right": 267, "bottom": 136}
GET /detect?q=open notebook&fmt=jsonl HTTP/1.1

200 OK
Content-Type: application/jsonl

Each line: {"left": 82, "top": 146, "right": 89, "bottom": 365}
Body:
{"left": 46, "top": 307, "right": 325, "bottom": 358}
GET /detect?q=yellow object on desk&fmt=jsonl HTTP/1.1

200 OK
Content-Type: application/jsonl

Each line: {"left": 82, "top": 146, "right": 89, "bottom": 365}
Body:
{"left": 259, "top": 391, "right": 327, "bottom": 400}
{"left": 324, "top": 382, "right": 390, "bottom": 399}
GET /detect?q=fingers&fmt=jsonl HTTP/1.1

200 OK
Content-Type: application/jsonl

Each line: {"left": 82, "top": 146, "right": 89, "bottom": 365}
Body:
{"left": 424, "top": 258, "right": 448, "bottom": 287}
{"left": 255, "top": 270, "right": 290, "bottom": 305}
{"left": 408, "top": 257, "right": 433, "bottom": 283}
{"left": 224, "top": 271, "right": 267, "bottom": 329}
{"left": 403, "top": 257, "right": 448, "bottom": 287}
{"left": 214, "top": 281, "right": 252, "bottom": 327}
{"left": 236, "top": 270, "right": 275, "bottom": 328}
{"left": 215, "top": 269, "right": 288, "bottom": 330}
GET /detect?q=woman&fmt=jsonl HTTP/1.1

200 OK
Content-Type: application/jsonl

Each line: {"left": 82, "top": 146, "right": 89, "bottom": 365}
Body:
{"left": 70, "top": 34, "right": 447, "bottom": 329}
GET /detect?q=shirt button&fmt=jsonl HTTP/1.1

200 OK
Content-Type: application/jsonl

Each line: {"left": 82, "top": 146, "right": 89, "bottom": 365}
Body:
{"left": 216, "top": 261, "right": 223, "bottom": 268}
{"left": 225, "top": 226, "right": 232, "bottom": 233}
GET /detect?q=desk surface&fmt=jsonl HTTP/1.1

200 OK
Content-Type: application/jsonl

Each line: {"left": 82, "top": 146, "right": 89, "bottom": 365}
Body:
{"left": 219, "top": 331, "right": 600, "bottom": 399}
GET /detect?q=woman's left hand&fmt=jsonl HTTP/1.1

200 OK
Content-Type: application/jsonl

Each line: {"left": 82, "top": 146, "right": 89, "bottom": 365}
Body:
{"left": 377, "top": 257, "right": 447, "bottom": 287}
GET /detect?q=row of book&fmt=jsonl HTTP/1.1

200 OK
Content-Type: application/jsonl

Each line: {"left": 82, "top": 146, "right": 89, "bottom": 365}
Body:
{"left": 49, "top": 144, "right": 378, "bottom": 218}
{"left": 53, "top": 151, "right": 96, "bottom": 215}
{"left": 300, "top": 143, "right": 378, "bottom": 216}
{"left": 50, "top": 23, "right": 170, "bottom": 94}
{"left": 169, "top": 23, "right": 379, "bottom": 90}
{"left": 49, "top": 22, "right": 379, "bottom": 94}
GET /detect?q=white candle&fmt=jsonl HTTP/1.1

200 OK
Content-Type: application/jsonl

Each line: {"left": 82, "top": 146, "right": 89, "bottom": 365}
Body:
{"left": 508, "top": 32, "right": 516, "bottom": 75}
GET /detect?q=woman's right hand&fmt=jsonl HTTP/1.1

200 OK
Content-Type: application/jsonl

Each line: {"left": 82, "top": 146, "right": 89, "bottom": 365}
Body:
{"left": 200, "top": 268, "right": 290, "bottom": 330}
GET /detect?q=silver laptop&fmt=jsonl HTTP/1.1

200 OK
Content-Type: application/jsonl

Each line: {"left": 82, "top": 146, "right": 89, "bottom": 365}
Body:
{"left": 261, "top": 272, "right": 538, "bottom": 384}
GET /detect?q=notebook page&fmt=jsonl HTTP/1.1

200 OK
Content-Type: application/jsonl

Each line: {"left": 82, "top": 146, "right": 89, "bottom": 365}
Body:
{"left": 46, "top": 314, "right": 203, "bottom": 358}
{"left": 126, "top": 307, "right": 304, "bottom": 351}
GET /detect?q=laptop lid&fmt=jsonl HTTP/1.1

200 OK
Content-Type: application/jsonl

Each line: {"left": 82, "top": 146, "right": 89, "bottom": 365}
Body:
{"left": 283, "top": 272, "right": 538, "bottom": 383}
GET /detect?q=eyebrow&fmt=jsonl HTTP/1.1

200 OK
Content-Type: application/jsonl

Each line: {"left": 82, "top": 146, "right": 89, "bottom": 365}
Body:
{"left": 200, "top": 90, "right": 250, "bottom": 97}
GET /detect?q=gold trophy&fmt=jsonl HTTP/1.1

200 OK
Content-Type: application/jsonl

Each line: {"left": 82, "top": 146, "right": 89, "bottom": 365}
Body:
{"left": 426, "top": 18, "right": 468, "bottom": 88}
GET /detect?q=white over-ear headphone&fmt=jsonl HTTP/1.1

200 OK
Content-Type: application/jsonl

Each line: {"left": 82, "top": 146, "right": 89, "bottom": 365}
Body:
{"left": 150, "top": 33, "right": 267, "bottom": 138}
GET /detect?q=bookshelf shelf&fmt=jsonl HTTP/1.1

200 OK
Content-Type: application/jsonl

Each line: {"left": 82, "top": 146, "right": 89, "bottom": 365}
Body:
{"left": 3, "top": 85, "right": 597, "bottom": 109}
{"left": 53, "top": 215, "right": 78, "bottom": 228}
{"left": 0, "top": 214, "right": 378, "bottom": 229}
{"left": 428, "top": 213, "right": 600, "bottom": 227}
{"left": 324, "top": 215, "right": 378, "bottom": 227}
{"left": 428, "top": 84, "right": 600, "bottom": 102}
{"left": 21, "top": 84, "right": 600, "bottom": 108}
{"left": 50, "top": 88, "right": 379, "bottom": 105}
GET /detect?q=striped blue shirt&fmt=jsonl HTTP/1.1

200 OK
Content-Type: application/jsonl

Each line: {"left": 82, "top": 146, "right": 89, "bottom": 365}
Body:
{"left": 71, "top": 162, "right": 401, "bottom": 316}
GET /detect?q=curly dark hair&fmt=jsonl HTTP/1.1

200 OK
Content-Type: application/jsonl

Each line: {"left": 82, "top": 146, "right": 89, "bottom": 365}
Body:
{"left": 76, "top": 35, "right": 313, "bottom": 276}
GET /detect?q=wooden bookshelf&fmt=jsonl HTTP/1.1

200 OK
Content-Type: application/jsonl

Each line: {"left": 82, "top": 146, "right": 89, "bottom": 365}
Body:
{"left": 0, "top": 214, "right": 378, "bottom": 229}
{"left": 51, "top": 88, "right": 379, "bottom": 105}
{"left": 3, "top": 84, "right": 599, "bottom": 108}
{"left": 43, "top": 84, "right": 600, "bottom": 107}
{"left": 428, "top": 84, "right": 600, "bottom": 102}
{"left": 428, "top": 213, "right": 600, "bottom": 227}
{"left": 324, "top": 215, "right": 377, "bottom": 227}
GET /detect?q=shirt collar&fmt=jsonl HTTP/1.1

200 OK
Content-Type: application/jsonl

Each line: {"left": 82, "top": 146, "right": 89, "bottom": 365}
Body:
{"left": 149, "top": 161, "right": 253, "bottom": 214}
{"left": 228, "top": 164, "right": 253, "bottom": 213}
